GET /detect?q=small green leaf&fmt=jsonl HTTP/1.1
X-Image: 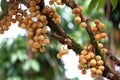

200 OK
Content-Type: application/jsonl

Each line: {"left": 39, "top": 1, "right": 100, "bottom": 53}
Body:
{"left": 1, "top": 0, "right": 8, "bottom": 12}
{"left": 110, "top": 0, "right": 118, "bottom": 10}
{"left": 30, "top": 59, "right": 40, "bottom": 72}
{"left": 0, "top": 0, "right": 8, "bottom": 20}
{"left": 87, "top": 0, "right": 98, "bottom": 14}
{"left": 97, "top": 0, "right": 106, "bottom": 10}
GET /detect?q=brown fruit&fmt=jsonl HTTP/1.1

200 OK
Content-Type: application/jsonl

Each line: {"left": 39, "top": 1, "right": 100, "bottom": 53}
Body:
{"left": 96, "top": 70, "right": 102, "bottom": 75}
{"left": 95, "top": 55, "right": 101, "bottom": 61}
{"left": 74, "top": 16, "right": 81, "bottom": 23}
{"left": 101, "top": 33, "right": 107, "bottom": 38}
{"left": 98, "top": 23, "right": 105, "bottom": 29}
{"left": 81, "top": 69, "right": 86, "bottom": 74}
{"left": 95, "top": 34, "right": 101, "bottom": 41}
{"left": 94, "top": 19, "right": 100, "bottom": 24}
{"left": 98, "top": 43, "right": 103, "bottom": 49}
{"left": 88, "top": 52, "right": 95, "bottom": 59}
{"left": 97, "top": 60, "right": 104, "bottom": 66}
{"left": 90, "top": 59, "right": 96, "bottom": 66}
{"left": 80, "top": 22, "right": 87, "bottom": 28}
{"left": 91, "top": 26, "right": 98, "bottom": 33}
{"left": 81, "top": 50, "right": 87, "bottom": 55}
{"left": 91, "top": 67, "right": 96, "bottom": 74}
{"left": 98, "top": 66, "right": 105, "bottom": 71}
{"left": 85, "top": 55, "right": 91, "bottom": 60}
{"left": 101, "top": 48, "right": 108, "bottom": 54}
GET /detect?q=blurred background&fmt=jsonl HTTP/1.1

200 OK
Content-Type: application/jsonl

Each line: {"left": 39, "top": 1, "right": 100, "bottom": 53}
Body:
{"left": 0, "top": 0, "right": 120, "bottom": 80}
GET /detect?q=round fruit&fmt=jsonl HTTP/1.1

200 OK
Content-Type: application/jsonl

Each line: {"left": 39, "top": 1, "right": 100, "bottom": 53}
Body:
{"left": 81, "top": 50, "right": 87, "bottom": 55}
{"left": 74, "top": 16, "right": 81, "bottom": 23}
{"left": 94, "top": 19, "right": 100, "bottom": 24}
{"left": 80, "top": 22, "right": 87, "bottom": 28}
{"left": 101, "top": 48, "right": 108, "bottom": 54}
{"left": 95, "top": 55, "right": 101, "bottom": 61}
{"left": 90, "top": 59, "right": 96, "bottom": 66}
{"left": 96, "top": 70, "right": 102, "bottom": 75}
{"left": 91, "top": 67, "right": 96, "bottom": 74}
{"left": 95, "top": 34, "right": 101, "bottom": 41}
{"left": 98, "top": 66, "right": 105, "bottom": 71}
{"left": 82, "top": 69, "right": 86, "bottom": 74}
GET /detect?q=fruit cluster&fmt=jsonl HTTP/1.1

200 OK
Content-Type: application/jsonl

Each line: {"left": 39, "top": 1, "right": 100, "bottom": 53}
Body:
{"left": 92, "top": 19, "right": 107, "bottom": 41}
{"left": 78, "top": 44, "right": 105, "bottom": 78}
{"left": 0, "top": 0, "right": 52, "bottom": 53}
{"left": 23, "top": 0, "right": 50, "bottom": 53}
{"left": 57, "top": 49, "right": 68, "bottom": 59}
{"left": 49, "top": 0, "right": 64, "bottom": 5}
{"left": 0, "top": 1, "right": 27, "bottom": 34}
{"left": 42, "top": 6, "right": 61, "bottom": 25}
{"left": 72, "top": 6, "right": 87, "bottom": 28}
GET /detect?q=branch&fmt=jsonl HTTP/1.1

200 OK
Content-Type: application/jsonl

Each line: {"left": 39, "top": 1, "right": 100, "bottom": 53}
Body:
{"left": 20, "top": 0, "right": 120, "bottom": 79}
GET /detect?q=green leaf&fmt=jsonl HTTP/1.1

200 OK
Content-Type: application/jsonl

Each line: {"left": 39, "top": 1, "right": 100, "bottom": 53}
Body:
{"left": 97, "top": 0, "right": 106, "bottom": 10}
{"left": 87, "top": 0, "right": 98, "bottom": 14}
{"left": 1, "top": 0, "right": 8, "bottom": 12}
{"left": 0, "top": 0, "right": 8, "bottom": 20}
{"left": 110, "top": 0, "right": 118, "bottom": 10}
{"left": 30, "top": 59, "right": 40, "bottom": 72}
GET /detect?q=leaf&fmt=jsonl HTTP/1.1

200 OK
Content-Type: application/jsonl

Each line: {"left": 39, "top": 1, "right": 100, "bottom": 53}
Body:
{"left": 0, "top": 0, "right": 8, "bottom": 20}
{"left": 87, "top": 0, "right": 98, "bottom": 14}
{"left": 97, "top": 0, "right": 106, "bottom": 10}
{"left": 110, "top": 0, "right": 118, "bottom": 10}
{"left": 30, "top": 59, "right": 40, "bottom": 72}
{"left": 1, "top": 0, "right": 8, "bottom": 12}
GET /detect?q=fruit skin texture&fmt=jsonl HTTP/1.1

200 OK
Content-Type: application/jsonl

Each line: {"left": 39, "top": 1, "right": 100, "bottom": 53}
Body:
{"left": 74, "top": 16, "right": 81, "bottom": 23}
{"left": 80, "top": 22, "right": 87, "bottom": 28}
{"left": 90, "top": 59, "right": 97, "bottom": 67}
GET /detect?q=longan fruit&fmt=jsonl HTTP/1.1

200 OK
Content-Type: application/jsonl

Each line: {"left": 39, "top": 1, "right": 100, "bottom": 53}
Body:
{"left": 39, "top": 46, "right": 45, "bottom": 52}
{"left": 97, "top": 60, "right": 104, "bottom": 66}
{"left": 35, "top": 5, "right": 40, "bottom": 11}
{"left": 80, "top": 58, "right": 87, "bottom": 64}
{"left": 91, "top": 67, "right": 96, "bottom": 74}
{"left": 82, "top": 69, "right": 86, "bottom": 74}
{"left": 57, "top": 53, "right": 62, "bottom": 59}
{"left": 20, "top": 23, "right": 26, "bottom": 28}
{"left": 98, "top": 43, "right": 103, "bottom": 49}
{"left": 95, "top": 34, "right": 101, "bottom": 41}
{"left": 98, "top": 23, "right": 105, "bottom": 29}
{"left": 85, "top": 55, "right": 91, "bottom": 60}
{"left": 79, "top": 55, "right": 85, "bottom": 60}
{"left": 80, "top": 22, "right": 87, "bottom": 28}
{"left": 33, "top": 42, "right": 40, "bottom": 48}
{"left": 101, "top": 48, "right": 108, "bottom": 54}
{"left": 72, "top": 8, "right": 80, "bottom": 14}
{"left": 29, "top": 7, "right": 35, "bottom": 12}
{"left": 88, "top": 52, "right": 95, "bottom": 59}
{"left": 94, "top": 19, "right": 100, "bottom": 24}
{"left": 90, "top": 59, "right": 96, "bottom": 66}
{"left": 74, "top": 16, "right": 81, "bottom": 23}
{"left": 91, "top": 26, "right": 98, "bottom": 33}
{"left": 81, "top": 50, "right": 87, "bottom": 55}
{"left": 78, "top": 64, "right": 83, "bottom": 70}
{"left": 32, "top": 47, "right": 37, "bottom": 53}
{"left": 91, "top": 73, "right": 97, "bottom": 78}
{"left": 96, "top": 70, "right": 102, "bottom": 75}
{"left": 98, "top": 66, "right": 105, "bottom": 71}
{"left": 29, "top": 1, "right": 36, "bottom": 7}
{"left": 60, "top": 49, "right": 68, "bottom": 55}
{"left": 95, "top": 55, "right": 101, "bottom": 61}
{"left": 101, "top": 33, "right": 107, "bottom": 38}
{"left": 54, "top": 17, "right": 61, "bottom": 25}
